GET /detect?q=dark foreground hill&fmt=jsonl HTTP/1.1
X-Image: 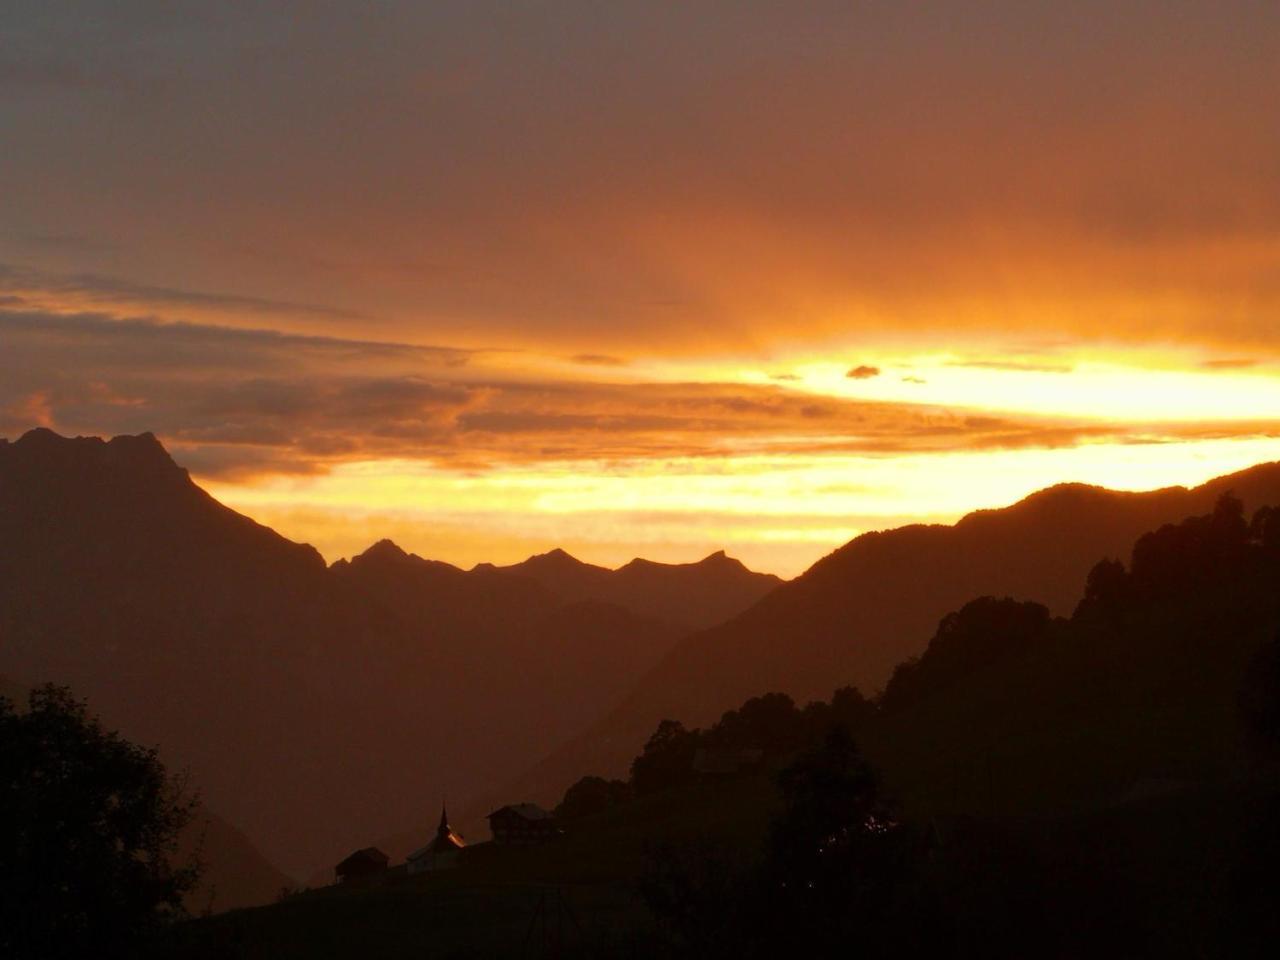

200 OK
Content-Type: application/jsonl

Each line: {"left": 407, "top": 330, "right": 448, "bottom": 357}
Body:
{"left": 167, "top": 496, "right": 1280, "bottom": 959}
{"left": 497, "top": 463, "right": 1280, "bottom": 809}
{"left": 0, "top": 429, "right": 774, "bottom": 883}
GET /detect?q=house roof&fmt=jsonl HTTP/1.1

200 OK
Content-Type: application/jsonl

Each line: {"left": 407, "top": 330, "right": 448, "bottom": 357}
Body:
{"left": 486, "top": 802, "right": 554, "bottom": 821}
{"left": 336, "top": 847, "right": 389, "bottom": 870}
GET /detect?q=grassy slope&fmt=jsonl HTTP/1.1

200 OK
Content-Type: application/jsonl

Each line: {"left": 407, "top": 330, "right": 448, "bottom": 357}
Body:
{"left": 167, "top": 775, "right": 780, "bottom": 959}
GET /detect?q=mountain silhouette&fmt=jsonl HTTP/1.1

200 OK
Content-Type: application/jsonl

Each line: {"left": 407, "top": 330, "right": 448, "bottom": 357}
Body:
{"left": 494, "top": 465, "right": 1280, "bottom": 808}
{"left": 0, "top": 429, "right": 774, "bottom": 882}
{"left": 475, "top": 548, "right": 781, "bottom": 630}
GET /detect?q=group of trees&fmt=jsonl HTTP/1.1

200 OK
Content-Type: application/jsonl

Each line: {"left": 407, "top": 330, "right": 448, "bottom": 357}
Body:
{"left": 0, "top": 686, "right": 199, "bottom": 959}
{"left": 639, "top": 728, "right": 944, "bottom": 958}
{"left": 592, "top": 493, "right": 1280, "bottom": 956}
{"left": 555, "top": 686, "right": 876, "bottom": 820}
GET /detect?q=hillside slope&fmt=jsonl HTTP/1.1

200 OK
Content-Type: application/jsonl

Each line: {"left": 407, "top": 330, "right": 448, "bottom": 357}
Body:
{"left": 0, "top": 429, "right": 771, "bottom": 878}
{"left": 498, "top": 465, "right": 1280, "bottom": 807}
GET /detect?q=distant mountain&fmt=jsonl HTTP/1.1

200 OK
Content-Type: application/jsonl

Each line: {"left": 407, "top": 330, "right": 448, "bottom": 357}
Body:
{"left": 475, "top": 548, "right": 782, "bottom": 630}
{"left": 330, "top": 540, "right": 683, "bottom": 768}
{"left": 0, "top": 429, "right": 773, "bottom": 879}
{"left": 182, "top": 808, "right": 296, "bottom": 914}
{"left": 495, "top": 464, "right": 1280, "bottom": 808}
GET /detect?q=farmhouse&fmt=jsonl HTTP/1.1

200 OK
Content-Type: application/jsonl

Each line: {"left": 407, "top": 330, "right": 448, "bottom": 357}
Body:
{"left": 486, "top": 803, "right": 560, "bottom": 845}
{"left": 334, "top": 847, "right": 389, "bottom": 884}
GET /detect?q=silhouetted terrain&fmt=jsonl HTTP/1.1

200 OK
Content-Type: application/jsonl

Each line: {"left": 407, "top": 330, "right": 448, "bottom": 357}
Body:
{"left": 0, "top": 674, "right": 291, "bottom": 917}
{"left": 0, "top": 429, "right": 773, "bottom": 883}
{"left": 477, "top": 549, "right": 782, "bottom": 630}
{"left": 173, "top": 495, "right": 1280, "bottom": 958}
{"left": 181, "top": 810, "right": 296, "bottom": 915}
{"left": 498, "top": 465, "right": 1280, "bottom": 808}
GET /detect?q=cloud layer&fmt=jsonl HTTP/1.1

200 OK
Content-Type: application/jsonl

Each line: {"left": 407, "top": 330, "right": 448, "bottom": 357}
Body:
{"left": 5, "top": 306, "right": 1278, "bottom": 484}
{"left": 1, "top": 2, "right": 1277, "bottom": 355}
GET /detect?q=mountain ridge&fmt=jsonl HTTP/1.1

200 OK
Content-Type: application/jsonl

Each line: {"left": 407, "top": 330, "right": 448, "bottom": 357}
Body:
{"left": 485, "top": 460, "right": 1280, "bottom": 813}
{"left": 0, "top": 428, "right": 778, "bottom": 882}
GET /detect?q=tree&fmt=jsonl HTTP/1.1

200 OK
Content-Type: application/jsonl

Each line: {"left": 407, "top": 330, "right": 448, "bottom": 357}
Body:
{"left": 1240, "top": 631, "right": 1280, "bottom": 750}
{"left": 708, "top": 692, "right": 804, "bottom": 756}
{"left": 753, "top": 727, "right": 943, "bottom": 956}
{"left": 880, "top": 597, "right": 1051, "bottom": 713}
{"left": 0, "top": 685, "right": 200, "bottom": 959}
{"left": 555, "top": 775, "right": 631, "bottom": 821}
{"left": 631, "top": 719, "right": 700, "bottom": 795}
{"left": 1076, "top": 557, "right": 1129, "bottom": 622}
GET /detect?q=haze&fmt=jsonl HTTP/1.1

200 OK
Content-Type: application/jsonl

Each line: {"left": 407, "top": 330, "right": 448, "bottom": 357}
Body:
{"left": 3, "top": 1, "right": 1279, "bottom": 575}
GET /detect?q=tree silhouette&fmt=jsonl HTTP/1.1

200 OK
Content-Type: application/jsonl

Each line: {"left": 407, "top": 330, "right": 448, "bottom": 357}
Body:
{"left": 0, "top": 685, "right": 200, "bottom": 960}
{"left": 631, "top": 719, "right": 700, "bottom": 795}
{"left": 752, "top": 727, "right": 943, "bottom": 956}
{"left": 554, "top": 775, "right": 631, "bottom": 821}
{"left": 707, "top": 692, "right": 804, "bottom": 755}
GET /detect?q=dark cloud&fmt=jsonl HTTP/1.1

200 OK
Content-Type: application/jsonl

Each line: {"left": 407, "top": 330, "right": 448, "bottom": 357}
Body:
{"left": 0, "top": 262, "right": 367, "bottom": 323}
{"left": 0, "top": 307, "right": 475, "bottom": 374}
{"left": 846, "top": 365, "right": 881, "bottom": 380}
{"left": 947, "top": 360, "right": 1074, "bottom": 374}
{"left": 569, "top": 353, "right": 628, "bottom": 366}
{"left": 1201, "top": 358, "right": 1259, "bottom": 370}
{"left": 4, "top": 305, "right": 1268, "bottom": 478}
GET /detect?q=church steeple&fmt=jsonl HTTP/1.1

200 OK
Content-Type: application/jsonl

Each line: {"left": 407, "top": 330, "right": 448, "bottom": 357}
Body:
{"left": 437, "top": 802, "right": 450, "bottom": 836}
{"left": 407, "top": 799, "right": 466, "bottom": 872}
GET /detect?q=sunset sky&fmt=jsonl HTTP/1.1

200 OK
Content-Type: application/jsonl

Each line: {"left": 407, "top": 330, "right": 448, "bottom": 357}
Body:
{"left": 3, "top": 1, "right": 1280, "bottom": 575}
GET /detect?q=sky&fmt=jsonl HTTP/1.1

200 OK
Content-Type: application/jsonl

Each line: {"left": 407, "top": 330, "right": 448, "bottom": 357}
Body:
{"left": 3, "top": 1, "right": 1280, "bottom": 576}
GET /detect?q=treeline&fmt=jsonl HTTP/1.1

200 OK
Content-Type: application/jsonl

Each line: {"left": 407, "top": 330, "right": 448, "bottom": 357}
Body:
{"left": 561, "top": 494, "right": 1280, "bottom": 957}
{"left": 555, "top": 687, "right": 874, "bottom": 821}
{"left": 564, "top": 492, "right": 1280, "bottom": 818}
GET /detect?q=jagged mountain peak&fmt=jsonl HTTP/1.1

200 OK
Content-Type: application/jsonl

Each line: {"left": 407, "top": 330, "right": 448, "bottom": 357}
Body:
{"left": 6, "top": 427, "right": 181, "bottom": 477}
{"left": 359, "top": 539, "right": 412, "bottom": 562}
{"left": 527, "top": 547, "right": 586, "bottom": 566}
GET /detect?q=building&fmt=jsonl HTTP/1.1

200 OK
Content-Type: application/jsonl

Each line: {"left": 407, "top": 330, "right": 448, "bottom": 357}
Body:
{"left": 486, "top": 803, "right": 560, "bottom": 845}
{"left": 407, "top": 803, "right": 466, "bottom": 873}
{"left": 334, "top": 847, "right": 389, "bottom": 884}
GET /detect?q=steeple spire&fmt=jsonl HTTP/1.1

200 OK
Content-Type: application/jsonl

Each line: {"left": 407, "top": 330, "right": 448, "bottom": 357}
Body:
{"left": 438, "top": 801, "right": 450, "bottom": 835}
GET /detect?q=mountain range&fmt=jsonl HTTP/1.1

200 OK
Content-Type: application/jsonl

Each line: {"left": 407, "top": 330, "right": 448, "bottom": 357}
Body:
{"left": 491, "top": 463, "right": 1280, "bottom": 811}
{"left": 0, "top": 428, "right": 777, "bottom": 881}
{"left": 7, "top": 426, "right": 1280, "bottom": 906}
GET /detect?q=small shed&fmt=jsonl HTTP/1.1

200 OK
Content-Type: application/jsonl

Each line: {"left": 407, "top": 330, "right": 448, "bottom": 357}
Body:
{"left": 486, "top": 803, "right": 560, "bottom": 845}
{"left": 407, "top": 804, "right": 466, "bottom": 874}
{"left": 334, "top": 846, "right": 389, "bottom": 884}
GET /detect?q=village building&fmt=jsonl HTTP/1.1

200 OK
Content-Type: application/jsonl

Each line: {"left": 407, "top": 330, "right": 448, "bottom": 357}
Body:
{"left": 334, "top": 846, "right": 389, "bottom": 884}
{"left": 407, "top": 804, "right": 466, "bottom": 873}
{"left": 486, "top": 803, "right": 560, "bottom": 845}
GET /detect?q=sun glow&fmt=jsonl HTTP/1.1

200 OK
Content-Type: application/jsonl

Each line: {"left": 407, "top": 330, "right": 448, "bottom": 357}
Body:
{"left": 207, "top": 432, "right": 1280, "bottom": 578}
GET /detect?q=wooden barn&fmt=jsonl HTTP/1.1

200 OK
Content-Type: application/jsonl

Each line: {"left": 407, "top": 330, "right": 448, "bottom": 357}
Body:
{"left": 334, "top": 847, "right": 389, "bottom": 884}
{"left": 486, "top": 803, "right": 560, "bottom": 845}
